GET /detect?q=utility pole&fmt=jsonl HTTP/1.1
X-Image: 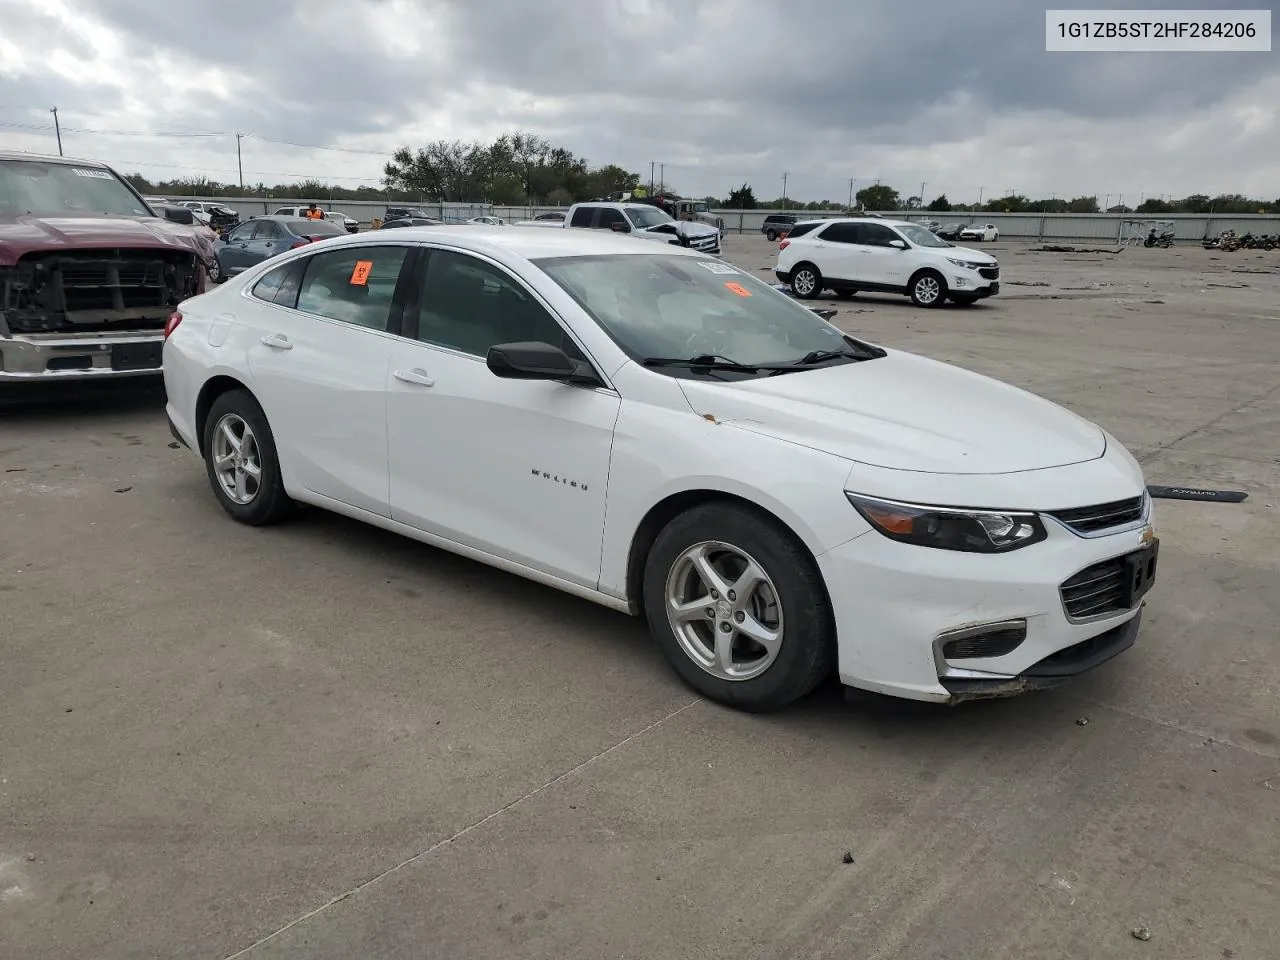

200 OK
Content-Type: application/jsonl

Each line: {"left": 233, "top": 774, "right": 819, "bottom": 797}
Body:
{"left": 1105, "top": 193, "right": 1111, "bottom": 211}
{"left": 781, "top": 171, "right": 788, "bottom": 206}
{"left": 919, "top": 181, "right": 926, "bottom": 209}
{"left": 977, "top": 186, "right": 984, "bottom": 207}
{"left": 235, "top": 133, "right": 244, "bottom": 189}
{"left": 848, "top": 178, "right": 855, "bottom": 212}
{"left": 658, "top": 163, "right": 664, "bottom": 193}
{"left": 50, "top": 107, "right": 62, "bottom": 156}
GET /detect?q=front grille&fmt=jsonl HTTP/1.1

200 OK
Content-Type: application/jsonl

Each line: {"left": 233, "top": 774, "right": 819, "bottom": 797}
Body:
{"left": 979, "top": 265, "right": 1000, "bottom": 280}
{"left": 56, "top": 258, "right": 171, "bottom": 312}
{"left": 1047, "top": 496, "right": 1145, "bottom": 534}
{"left": 1060, "top": 557, "right": 1128, "bottom": 619}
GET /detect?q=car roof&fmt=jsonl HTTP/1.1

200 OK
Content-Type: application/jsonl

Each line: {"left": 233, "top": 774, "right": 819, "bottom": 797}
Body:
{"left": 288, "top": 224, "right": 712, "bottom": 261}
{"left": 0, "top": 150, "right": 110, "bottom": 167}
{"left": 801, "top": 216, "right": 917, "bottom": 228}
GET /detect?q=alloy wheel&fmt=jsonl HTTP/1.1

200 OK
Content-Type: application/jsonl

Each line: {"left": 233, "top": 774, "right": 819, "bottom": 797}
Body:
{"left": 664, "top": 540, "right": 784, "bottom": 682}
{"left": 211, "top": 413, "right": 263, "bottom": 505}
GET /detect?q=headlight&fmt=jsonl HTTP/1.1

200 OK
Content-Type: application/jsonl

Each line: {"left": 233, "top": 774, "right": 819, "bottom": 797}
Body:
{"left": 846, "top": 493, "right": 1047, "bottom": 553}
{"left": 945, "top": 257, "right": 985, "bottom": 270}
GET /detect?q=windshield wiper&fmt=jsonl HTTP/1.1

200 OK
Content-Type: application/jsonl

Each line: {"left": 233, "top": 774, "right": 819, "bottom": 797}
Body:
{"left": 643, "top": 354, "right": 765, "bottom": 372}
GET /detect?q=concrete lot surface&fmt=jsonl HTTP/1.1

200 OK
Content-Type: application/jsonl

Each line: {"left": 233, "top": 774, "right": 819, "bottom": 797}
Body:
{"left": 2, "top": 236, "right": 1278, "bottom": 959}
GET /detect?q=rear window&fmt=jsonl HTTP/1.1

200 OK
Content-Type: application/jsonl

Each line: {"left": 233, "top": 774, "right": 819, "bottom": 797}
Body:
{"left": 286, "top": 218, "right": 343, "bottom": 236}
{"left": 785, "top": 222, "right": 821, "bottom": 238}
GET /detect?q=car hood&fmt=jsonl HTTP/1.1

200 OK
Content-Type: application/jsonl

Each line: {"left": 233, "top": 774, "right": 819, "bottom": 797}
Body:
{"left": 676, "top": 350, "right": 1106, "bottom": 474}
{"left": 942, "top": 244, "right": 996, "bottom": 262}
{"left": 0, "top": 213, "right": 210, "bottom": 265}
{"left": 657, "top": 221, "right": 718, "bottom": 238}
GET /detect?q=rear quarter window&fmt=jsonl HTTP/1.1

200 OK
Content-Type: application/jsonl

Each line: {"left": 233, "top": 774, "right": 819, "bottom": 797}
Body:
{"left": 785, "top": 223, "right": 820, "bottom": 238}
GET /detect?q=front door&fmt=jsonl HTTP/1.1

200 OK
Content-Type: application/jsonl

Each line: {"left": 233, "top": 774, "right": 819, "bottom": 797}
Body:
{"left": 386, "top": 247, "right": 620, "bottom": 589}
{"left": 856, "top": 222, "right": 912, "bottom": 286}
{"left": 245, "top": 243, "right": 414, "bottom": 517}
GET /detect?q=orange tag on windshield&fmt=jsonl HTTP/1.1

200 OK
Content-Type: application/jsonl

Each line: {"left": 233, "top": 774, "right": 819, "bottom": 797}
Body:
{"left": 724, "top": 281, "right": 751, "bottom": 297}
{"left": 350, "top": 260, "right": 373, "bottom": 285}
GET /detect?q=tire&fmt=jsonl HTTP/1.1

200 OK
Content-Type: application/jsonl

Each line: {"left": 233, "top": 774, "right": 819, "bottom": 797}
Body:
{"left": 765, "top": 229, "right": 778, "bottom": 241}
{"left": 201, "top": 389, "right": 295, "bottom": 526}
{"left": 642, "top": 502, "right": 835, "bottom": 712}
{"left": 951, "top": 294, "right": 979, "bottom": 306}
{"left": 207, "top": 254, "right": 224, "bottom": 284}
{"left": 909, "top": 269, "right": 947, "bottom": 308}
{"left": 835, "top": 289, "right": 858, "bottom": 300}
{"left": 789, "top": 262, "right": 822, "bottom": 300}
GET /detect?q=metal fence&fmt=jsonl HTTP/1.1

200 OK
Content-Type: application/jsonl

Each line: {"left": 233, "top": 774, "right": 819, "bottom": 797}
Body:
{"left": 165, "top": 195, "right": 1280, "bottom": 242}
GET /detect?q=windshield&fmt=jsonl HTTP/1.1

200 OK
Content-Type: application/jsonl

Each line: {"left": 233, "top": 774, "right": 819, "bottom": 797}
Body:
{"left": 690, "top": 201, "right": 709, "bottom": 213}
{"left": 536, "top": 253, "right": 867, "bottom": 371}
{"left": 626, "top": 206, "right": 674, "bottom": 229}
{"left": 0, "top": 159, "right": 152, "bottom": 218}
{"left": 897, "top": 223, "right": 951, "bottom": 248}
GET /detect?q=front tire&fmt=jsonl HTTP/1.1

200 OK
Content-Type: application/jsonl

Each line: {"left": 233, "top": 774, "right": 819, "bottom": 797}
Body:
{"left": 909, "top": 269, "right": 947, "bottom": 308}
{"left": 207, "top": 254, "right": 224, "bottom": 284}
{"left": 202, "top": 389, "right": 295, "bottom": 526}
{"left": 642, "top": 502, "right": 835, "bottom": 712}
{"left": 789, "top": 263, "right": 822, "bottom": 300}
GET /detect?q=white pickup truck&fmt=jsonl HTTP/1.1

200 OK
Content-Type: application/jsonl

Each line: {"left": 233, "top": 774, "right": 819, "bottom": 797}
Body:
{"left": 521, "top": 201, "right": 722, "bottom": 255}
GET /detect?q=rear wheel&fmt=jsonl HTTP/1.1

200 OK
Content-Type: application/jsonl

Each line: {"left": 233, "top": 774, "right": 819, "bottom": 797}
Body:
{"left": 789, "top": 263, "right": 822, "bottom": 300}
{"left": 642, "top": 502, "right": 834, "bottom": 711}
{"left": 765, "top": 229, "right": 778, "bottom": 241}
{"left": 202, "top": 390, "right": 295, "bottom": 526}
{"left": 909, "top": 269, "right": 947, "bottom": 308}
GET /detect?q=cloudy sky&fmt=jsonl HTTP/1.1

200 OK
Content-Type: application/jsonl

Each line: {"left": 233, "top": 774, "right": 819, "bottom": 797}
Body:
{"left": 0, "top": 0, "right": 1276, "bottom": 204}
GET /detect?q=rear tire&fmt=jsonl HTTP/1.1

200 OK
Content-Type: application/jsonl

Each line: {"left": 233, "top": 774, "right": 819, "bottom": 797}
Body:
{"left": 789, "top": 263, "right": 822, "bottom": 300}
{"left": 909, "top": 269, "right": 947, "bottom": 308}
{"left": 642, "top": 502, "right": 835, "bottom": 712}
{"left": 765, "top": 229, "right": 778, "bottom": 241}
{"left": 202, "top": 390, "right": 296, "bottom": 526}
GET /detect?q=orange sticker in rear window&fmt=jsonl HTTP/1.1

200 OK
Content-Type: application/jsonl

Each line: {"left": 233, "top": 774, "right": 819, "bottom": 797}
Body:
{"left": 350, "top": 260, "right": 373, "bottom": 285}
{"left": 724, "top": 281, "right": 751, "bottom": 297}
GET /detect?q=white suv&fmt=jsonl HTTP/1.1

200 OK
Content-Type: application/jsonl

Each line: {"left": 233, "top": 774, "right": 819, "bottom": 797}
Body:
{"left": 775, "top": 217, "right": 1000, "bottom": 307}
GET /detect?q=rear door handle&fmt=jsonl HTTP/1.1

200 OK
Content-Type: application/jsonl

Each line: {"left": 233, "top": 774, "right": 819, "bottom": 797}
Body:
{"left": 393, "top": 368, "right": 435, "bottom": 387}
{"left": 260, "top": 334, "right": 293, "bottom": 350}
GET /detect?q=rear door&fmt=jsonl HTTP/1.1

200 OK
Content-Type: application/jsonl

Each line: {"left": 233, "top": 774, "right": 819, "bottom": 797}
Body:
{"left": 244, "top": 244, "right": 416, "bottom": 517}
{"left": 813, "top": 221, "right": 862, "bottom": 283}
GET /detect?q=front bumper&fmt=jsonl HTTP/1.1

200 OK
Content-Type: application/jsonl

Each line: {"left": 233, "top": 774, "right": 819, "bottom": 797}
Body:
{"left": 818, "top": 516, "right": 1155, "bottom": 703}
{"left": 0, "top": 330, "right": 165, "bottom": 383}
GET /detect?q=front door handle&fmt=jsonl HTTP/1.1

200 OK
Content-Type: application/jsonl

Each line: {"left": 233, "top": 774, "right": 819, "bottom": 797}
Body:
{"left": 261, "top": 334, "right": 293, "bottom": 350}
{"left": 393, "top": 368, "right": 435, "bottom": 387}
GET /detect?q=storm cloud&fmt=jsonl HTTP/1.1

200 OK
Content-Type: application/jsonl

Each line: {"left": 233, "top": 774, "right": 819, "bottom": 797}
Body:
{"left": 0, "top": 0, "right": 1276, "bottom": 202}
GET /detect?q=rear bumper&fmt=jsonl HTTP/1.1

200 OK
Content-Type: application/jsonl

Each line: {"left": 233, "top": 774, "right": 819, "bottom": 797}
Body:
{"left": 0, "top": 330, "right": 165, "bottom": 383}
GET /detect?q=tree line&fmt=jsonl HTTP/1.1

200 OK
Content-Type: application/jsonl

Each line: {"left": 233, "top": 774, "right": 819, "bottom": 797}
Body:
{"left": 122, "top": 129, "right": 1280, "bottom": 214}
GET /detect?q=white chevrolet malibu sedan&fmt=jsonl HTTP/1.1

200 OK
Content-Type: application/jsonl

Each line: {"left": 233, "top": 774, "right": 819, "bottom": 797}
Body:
{"left": 163, "top": 226, "right": 1158, "bottom": 711}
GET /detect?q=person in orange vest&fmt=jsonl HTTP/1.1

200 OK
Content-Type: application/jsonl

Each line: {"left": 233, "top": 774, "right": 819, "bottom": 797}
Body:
{"left": 305, "top": 202, "right": 325, "bottom": 220}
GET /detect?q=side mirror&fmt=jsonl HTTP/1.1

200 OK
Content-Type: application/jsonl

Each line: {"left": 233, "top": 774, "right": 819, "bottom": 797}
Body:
{"left": 162, "top": 205, "right": 195, "bottom": 225}
{"left": 610, "top": 221, "right": 629, "bottom": 232}
{"left": 888, "top": 239, "right": 908, "bottom": 249}
{"left": 487, "top": 341, "right": 595, "bottom": 384}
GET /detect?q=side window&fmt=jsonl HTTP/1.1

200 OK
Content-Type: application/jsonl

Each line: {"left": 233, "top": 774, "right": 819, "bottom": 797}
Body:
{"left": 250, "top": 260, "right": 304, "bottom": 308}
{"left": 860, "top": 224, "right": 899, "bottom": 247}
{"left": 227, "top": 222, "right": 255, "bottom": 243}
{"left": 569, "top": 206, "right": 595, "bottom": 228}
{"left": 820, "top": 222, "right": 862, "bottom": 244}
{"left": 249, "top": 221, "right": 278, "bottom": 240}
{"left": 596, "top": 208, "right": 626, "bottom": 230}
{"left": 294, "top": 245, "right": 410, "bottom": 331}
{"left": 415, "top": 249, "right": 583, "bottom": 360}
{"left": 786, "top": 222, "right": 820, "bottom": 239}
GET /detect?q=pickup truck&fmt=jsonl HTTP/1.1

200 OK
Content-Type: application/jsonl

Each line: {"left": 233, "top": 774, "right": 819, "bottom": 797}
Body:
{"left": 541, "top": 201, "right": 721, "bottom": 254}
{"left": 0, "top": 151, "right": 214, "bottom": 383}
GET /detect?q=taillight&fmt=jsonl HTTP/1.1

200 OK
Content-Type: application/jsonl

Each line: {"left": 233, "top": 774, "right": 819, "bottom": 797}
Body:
{"left": 778, "top": 238, "right": 790, "bottom": 251}
{"left": 290, "top": 239, "right": 309, "bottom": 249}
{"left": 164, "top": 310, "right": 183, "bottom": 339}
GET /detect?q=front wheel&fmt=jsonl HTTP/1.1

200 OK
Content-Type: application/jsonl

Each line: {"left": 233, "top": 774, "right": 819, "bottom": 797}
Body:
{"left": 206, "top": 255, "right": 224, "bottom": 283}
{"left": 789, "top": 263, "right": 822, "bottom": 300}
{"left": 643, "top": 502, "right": 835, "bottom": 711}
{"left": 909, "top": 269, "right": 947, "bottom": 308}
